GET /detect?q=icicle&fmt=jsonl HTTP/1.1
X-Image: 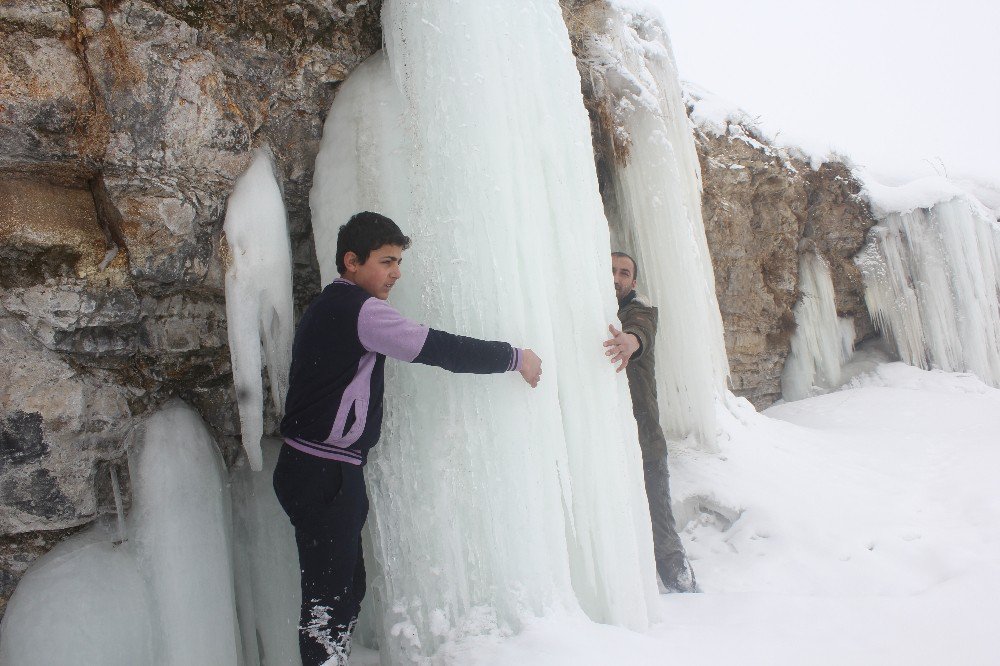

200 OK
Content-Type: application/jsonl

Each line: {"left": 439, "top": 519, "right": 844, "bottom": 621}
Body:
{"left": 856, "top": 196, "right": 1000, "bottom": 387}
{"left": 110, "top": 464, "right": 127, "bottom": 545}
{"left": 223, "top": 148, "right": 295, "bottom": 471}
{"left": 782, "top": 252, "right": 853, "bottom": 401}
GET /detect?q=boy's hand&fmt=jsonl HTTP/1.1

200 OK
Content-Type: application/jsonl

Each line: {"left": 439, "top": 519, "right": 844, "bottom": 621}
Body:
{"left": 604, "top": 324, "right": 639, "bottom": 372}
{"left": 519, "top": 349, "right": 542, "bottom": 388}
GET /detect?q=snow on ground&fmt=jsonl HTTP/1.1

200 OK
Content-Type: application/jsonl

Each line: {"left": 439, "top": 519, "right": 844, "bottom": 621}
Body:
{"left": 403, "top": 362, "right": 1000, "bottom": 665}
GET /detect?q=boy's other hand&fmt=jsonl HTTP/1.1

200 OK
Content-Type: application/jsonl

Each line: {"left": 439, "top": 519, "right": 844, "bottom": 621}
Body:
{"left": 519, "top": 349, "right": 542, "bottom": 388}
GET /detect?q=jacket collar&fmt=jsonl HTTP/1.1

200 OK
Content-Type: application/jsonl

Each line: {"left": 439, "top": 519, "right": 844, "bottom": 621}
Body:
{"left": 618, "top": 289, "right": 638, "bottom": 308}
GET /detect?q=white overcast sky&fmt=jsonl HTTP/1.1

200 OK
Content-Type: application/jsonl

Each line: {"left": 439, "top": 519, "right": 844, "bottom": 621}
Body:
{"left": 649, "top": 0, "right": 999, "bottom": 184}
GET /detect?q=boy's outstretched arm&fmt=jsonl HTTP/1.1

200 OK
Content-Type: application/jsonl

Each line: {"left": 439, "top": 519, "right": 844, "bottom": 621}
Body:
{"left": 358, "top": 297, "right": 542, "bottom": 387}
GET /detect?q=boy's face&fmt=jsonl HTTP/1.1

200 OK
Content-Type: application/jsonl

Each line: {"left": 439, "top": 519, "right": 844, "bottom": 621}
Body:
{"left": 344, "top": 244, "right": 404, "bottom": 300}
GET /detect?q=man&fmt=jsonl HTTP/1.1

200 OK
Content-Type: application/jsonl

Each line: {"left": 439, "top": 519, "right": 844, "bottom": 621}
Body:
{"left": 604, "top": 251, "right": 698, "bottom": 593}
{"left": 274, "top": 211, "right": 542, "bottom": 665}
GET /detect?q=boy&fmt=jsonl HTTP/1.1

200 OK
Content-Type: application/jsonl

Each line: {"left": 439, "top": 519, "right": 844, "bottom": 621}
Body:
{"left": 273, "top": 211, "right": 542, "bottom": 665}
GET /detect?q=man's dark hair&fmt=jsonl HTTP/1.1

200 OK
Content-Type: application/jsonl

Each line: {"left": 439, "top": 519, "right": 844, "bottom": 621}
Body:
{"left": 612, "top": 251, "right": 639, "bottom": 282}
{"left": 336, "top": 211, "right": 412, "bottom": 274}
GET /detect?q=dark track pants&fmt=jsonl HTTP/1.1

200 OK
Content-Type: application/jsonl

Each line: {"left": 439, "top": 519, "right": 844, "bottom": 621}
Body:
{"left": 273, "top": 445, "right": 369, "bottom": 666}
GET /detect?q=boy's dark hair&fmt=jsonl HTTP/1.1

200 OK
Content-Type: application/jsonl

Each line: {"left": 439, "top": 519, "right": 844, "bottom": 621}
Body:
{"left": 336, "top": 211, "right": 412, "bottom": 274}
{"left": 612, "top": 251, "right": 639, "bottom": 282}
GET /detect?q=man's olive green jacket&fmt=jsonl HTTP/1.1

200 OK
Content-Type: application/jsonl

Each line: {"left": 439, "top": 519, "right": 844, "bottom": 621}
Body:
{"left": 618, "top": 291, "right": 667, "bottom": 461}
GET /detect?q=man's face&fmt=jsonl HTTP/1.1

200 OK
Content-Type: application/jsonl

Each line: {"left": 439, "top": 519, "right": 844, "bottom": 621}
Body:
{"left": 612, "top": 255, "right": 637, "bottom": 301}
{"left": 344, "top": 244, "right": 404, "bottom": 300}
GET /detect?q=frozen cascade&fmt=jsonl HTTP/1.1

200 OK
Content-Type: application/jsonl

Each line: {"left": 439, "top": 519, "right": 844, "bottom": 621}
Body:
{"left": 312, "top": 0, "right": 659, "bottom": 660}
{"left": 223, "top": 148, "right": 295, "bottom": 471}
{"left": 782, "top": 252, "right": 854, "bottom": 401}
{"left": 0, "top": 402, "right": 241, "bottom": 665}
{"left": 856, "top": 196, "right": 1000, "bottom": 387}
{"left": 574, "top": 4, "right": 730, "bottom": 450}
{"left": 231, "top": 438, "right": 302, "bottom": 666}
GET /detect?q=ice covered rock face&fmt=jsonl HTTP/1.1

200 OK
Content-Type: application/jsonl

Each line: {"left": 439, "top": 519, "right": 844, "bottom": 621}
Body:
{"left": 684, "top": 97, "right": 876, "bottom": 409}
{"left": 312, "top": 0, "right": 663, "bottom": 658}
{"left": 857, "top": 197, "right": 1000, "bottom": 387}
{"left": 566, "top": 7, "right": 877, "bottom": 412}
{"left": 566, "top": 4, "right": 729, "bottom": 450}
{"left": 0, "top": 0, "right": 382, "bottom": 615}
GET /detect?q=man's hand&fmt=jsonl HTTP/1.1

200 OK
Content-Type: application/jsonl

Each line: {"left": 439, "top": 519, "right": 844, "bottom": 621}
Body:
{"left": 604, "top": 324, "right": 639, "bottom": 373}
{"left": 519, "top": 349, "right": 542, "bottom": 388}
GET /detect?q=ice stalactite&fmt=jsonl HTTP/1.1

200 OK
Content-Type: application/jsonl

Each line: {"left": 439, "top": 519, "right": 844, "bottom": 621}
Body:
{"left": 573, "top": 3, "right": 730, "bottom": 450}
{"left": 782, "top": 252, "right": 854, "bottom": 401}
{"left": 312, "top": 0, "right": 659, "bottom": 660}
{"left": 856, "top": 196, "right": 1000, "bottom": 387}
{"left": 0, "top": 402, "right": 242, "bottom": 666}
{"left": 223, "top": 148, "right": 294, "bottom": 471}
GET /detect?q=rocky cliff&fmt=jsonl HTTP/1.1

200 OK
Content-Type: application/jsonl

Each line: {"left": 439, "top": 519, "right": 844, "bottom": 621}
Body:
{"left": 1, "top": 0, "right": 878, "bottom": 619}
{"left": 690, "top": 109, "right": 877, "bottom": 408}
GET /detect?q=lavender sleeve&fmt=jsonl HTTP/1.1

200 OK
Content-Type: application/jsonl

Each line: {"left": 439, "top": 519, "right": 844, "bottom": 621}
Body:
{"left": 357, "top": 298, "right": 521, "bottom": 373}
{"left": 357, "top": 297, "right": 430, "bottom": 361}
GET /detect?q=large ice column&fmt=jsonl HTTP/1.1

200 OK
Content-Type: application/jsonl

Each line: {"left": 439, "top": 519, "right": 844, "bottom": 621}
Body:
{"left": 231, "top": 438, "right": 301, "bottom": 666}
{"left": 856, "top": 196, "right": 1000, "bottom": 386}
{"left": 574, "top": 4, "right": 730, "bottom": 450}
{"left": 312, "top": 0, "right": 659, "bottom": 660}
{"left": 224, "top": 148, "right": 295, "bottom": 470}
{"left": 129, "top": 401, "right": 243, "bottom": 665}
{"left": 0, "top": 402, "right": 242, "bottom": 665}
{"left": 782, "top": 252, "right": 855, "bottom": 401}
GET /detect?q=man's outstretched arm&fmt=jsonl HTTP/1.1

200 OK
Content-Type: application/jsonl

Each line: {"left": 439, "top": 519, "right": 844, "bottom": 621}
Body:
{"left": 358, "top": 297, "right": 541, "bottom": 386}
{"left": 605, "top": 304, "right": 657, "bottom": 372}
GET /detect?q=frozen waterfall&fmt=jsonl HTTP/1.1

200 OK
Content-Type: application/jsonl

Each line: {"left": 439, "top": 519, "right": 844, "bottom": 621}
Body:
{"left": 856, "top": 195, "right": 1000, "bottom": 387}
{"left": 223, "top": 148, "right": 295, "bottom": 471}
{"left": 571, "top": 4, "right": 730, "bottom": 450}
{"left": 782, "top": 252, "right": 855, "bottom": 401}
{"left": 311, "top": 0, "right": 669, "bottom": 659}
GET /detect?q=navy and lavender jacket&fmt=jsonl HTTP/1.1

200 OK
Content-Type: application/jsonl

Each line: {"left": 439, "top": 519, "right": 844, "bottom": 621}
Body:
{"left": 280, "top": 278, "right": 523, "bottom": 466}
